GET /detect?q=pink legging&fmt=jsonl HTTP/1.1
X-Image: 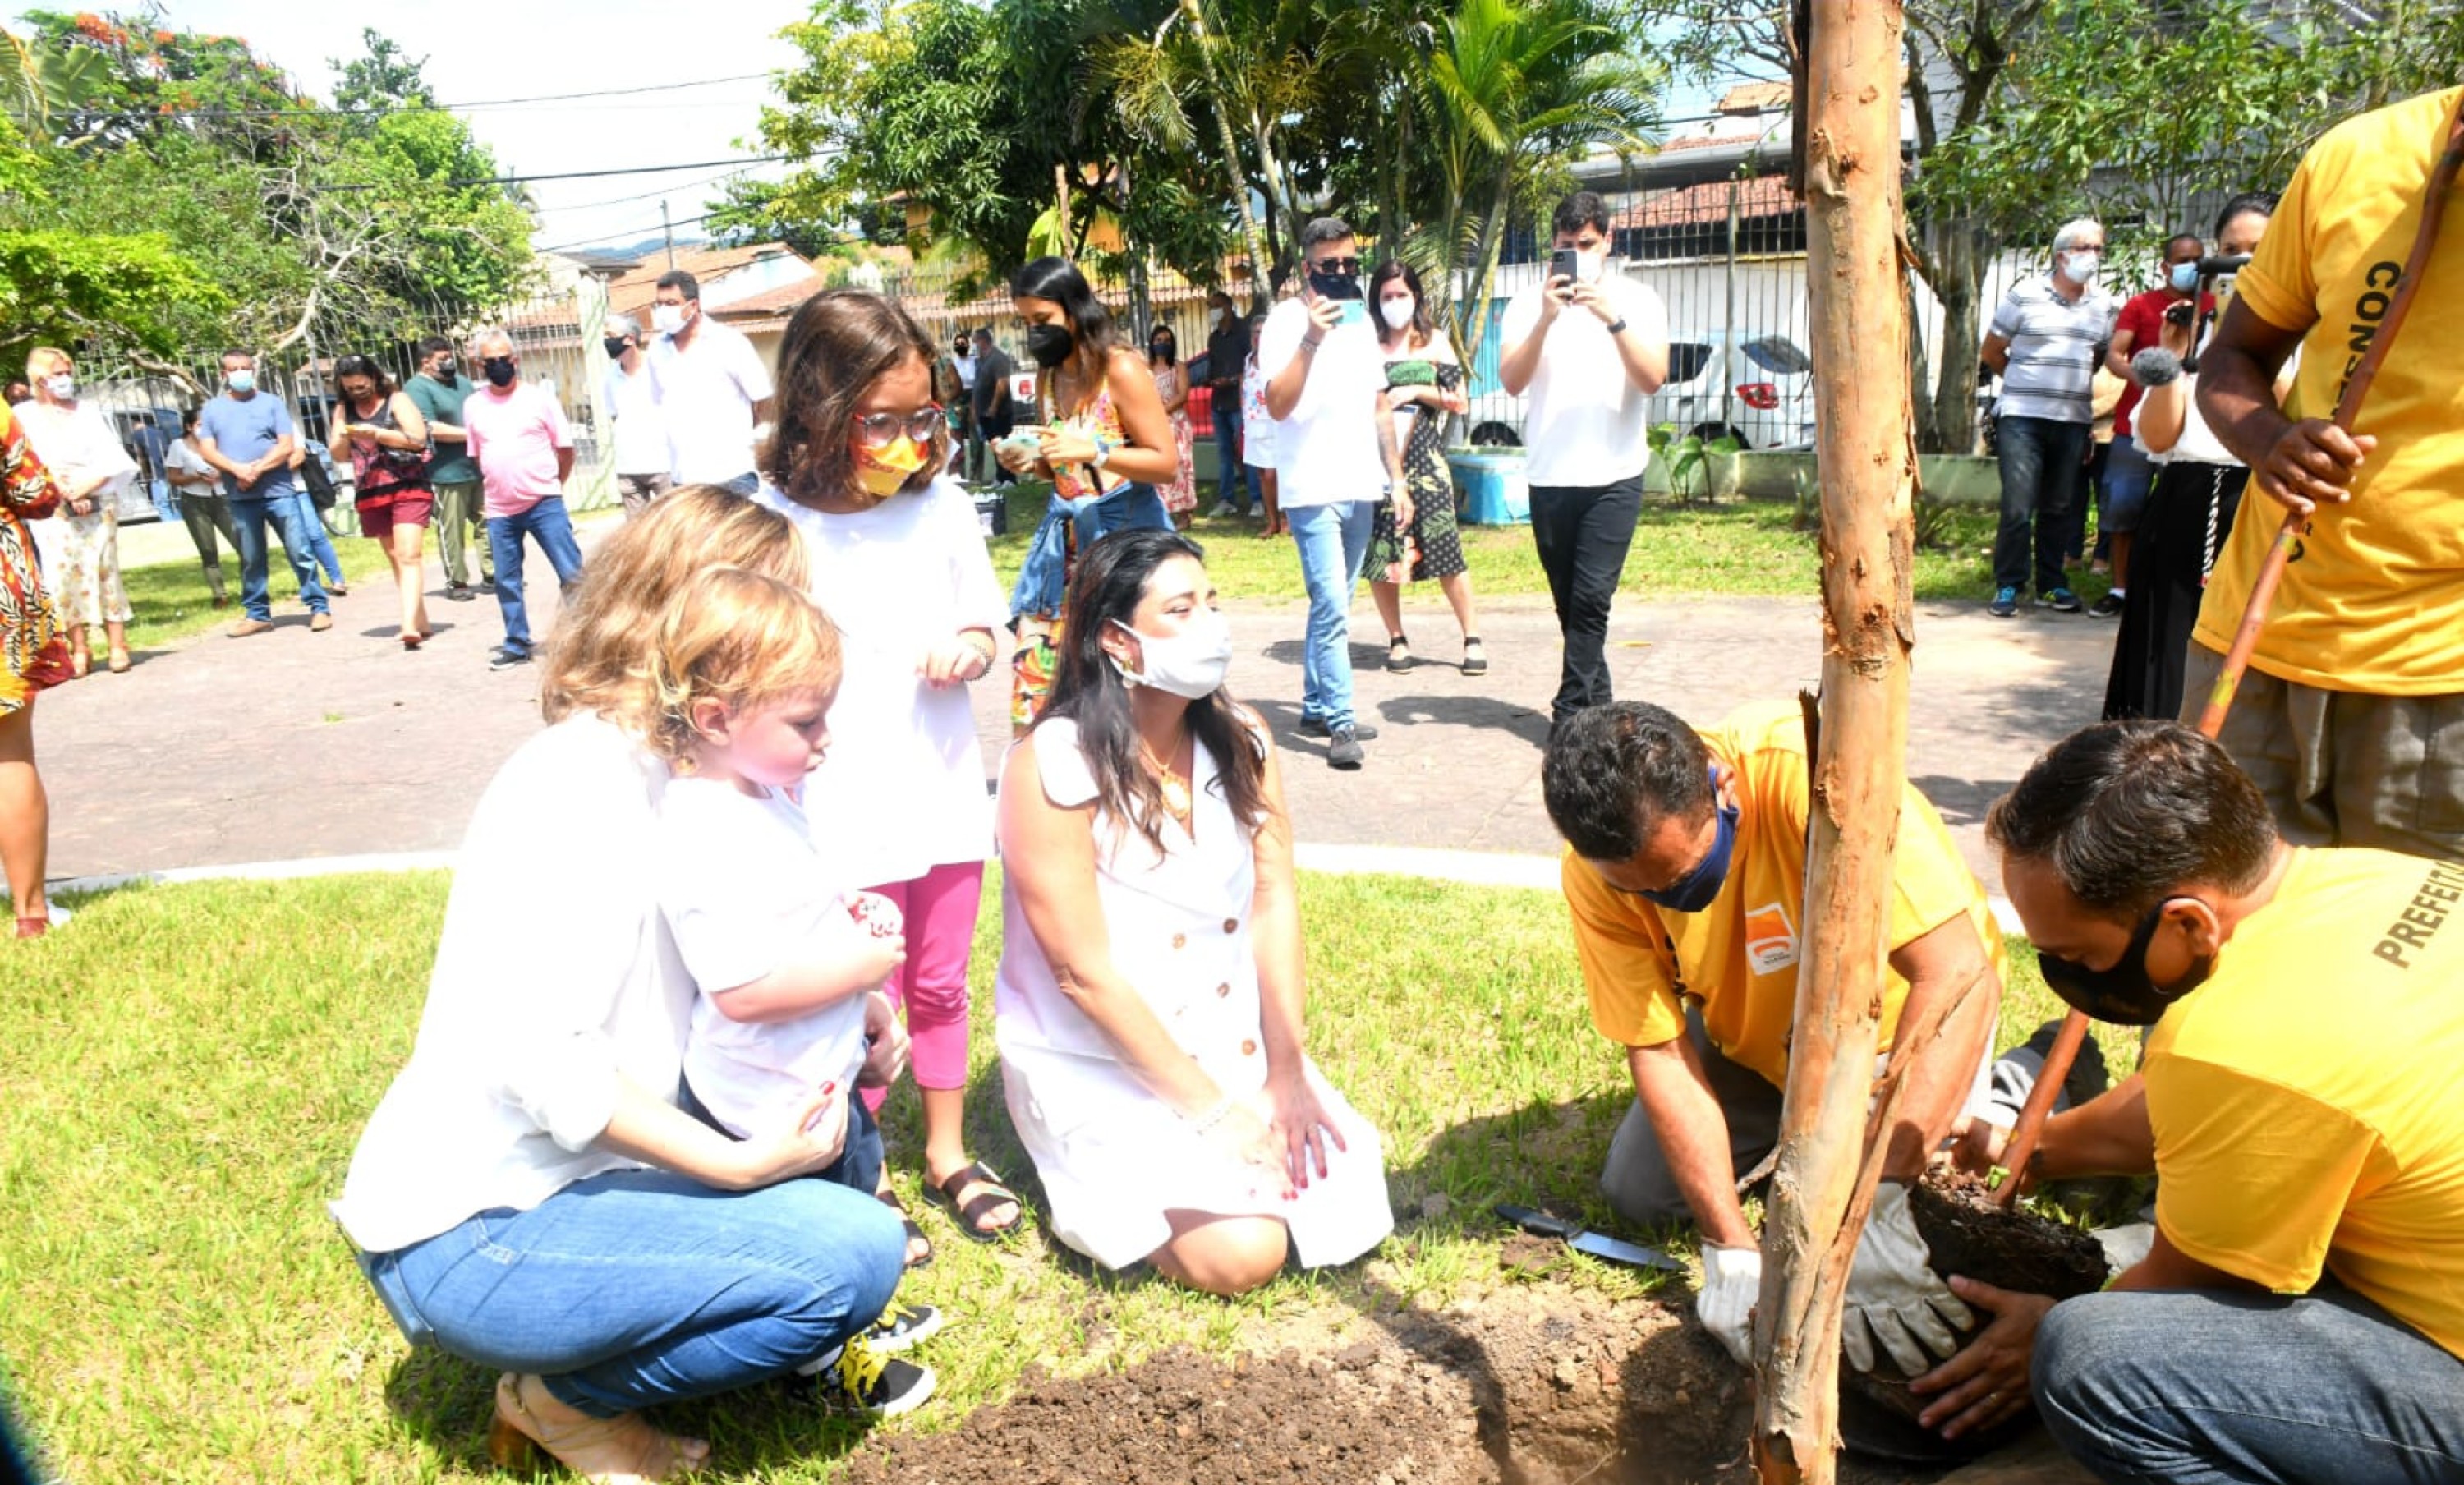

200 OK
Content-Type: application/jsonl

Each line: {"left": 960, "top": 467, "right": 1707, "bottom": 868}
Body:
{"left": 859, "top": 857, "right": 986, "bottom": 1112}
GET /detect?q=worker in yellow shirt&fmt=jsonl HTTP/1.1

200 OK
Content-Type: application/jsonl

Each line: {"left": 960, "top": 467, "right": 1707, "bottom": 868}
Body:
{"left": 2190, "top": 85, "right": 2464, "bottom": 860}
{"left": 1542, "top": 700, "right": 2004, "bottom": 1376}
{"left": 1912, "top": 720, "right": 2464, "bottom": 1476}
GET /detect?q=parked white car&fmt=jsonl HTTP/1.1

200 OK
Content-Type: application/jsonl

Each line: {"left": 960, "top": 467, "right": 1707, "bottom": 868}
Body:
{"left": 1651, "top": 328, "right": 1816, "bottom": 449}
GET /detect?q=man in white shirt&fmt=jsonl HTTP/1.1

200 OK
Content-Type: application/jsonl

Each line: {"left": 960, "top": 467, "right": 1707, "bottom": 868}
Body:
{"left": 646, "top": 270, "right": 775, "bottom": 496}
{"left": 600, "top": 314, "right": 669, "bottom": 518}
{"left": 1497, "top": 191, "right": 1670, "bottom": 733}
{"left": 1261, "top": 215, "right": 1409, "bottom": 770}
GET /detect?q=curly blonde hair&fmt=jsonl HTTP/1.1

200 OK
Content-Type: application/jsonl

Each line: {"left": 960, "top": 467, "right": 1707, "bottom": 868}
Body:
{"left": 641, "top": 567, "right": 844, "bottom": 766}
{"left": 540, "top": 485, "right": 807, "bottom": 728}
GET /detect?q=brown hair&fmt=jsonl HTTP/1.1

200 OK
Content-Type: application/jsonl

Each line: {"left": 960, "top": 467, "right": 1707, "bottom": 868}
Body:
{"left": 540, "top": 485, "right": 806, "bottom": 726}
{"left": 642, "top": 567, "right": 844, "bottom": 767}
{"left": 764, "top": 288, "right": 950, "bottom": 506}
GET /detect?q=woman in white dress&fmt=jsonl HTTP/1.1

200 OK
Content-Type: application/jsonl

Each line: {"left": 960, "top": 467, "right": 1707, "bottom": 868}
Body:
{"left": 995, "top": 528, "right": 1392, "bottom": 1295}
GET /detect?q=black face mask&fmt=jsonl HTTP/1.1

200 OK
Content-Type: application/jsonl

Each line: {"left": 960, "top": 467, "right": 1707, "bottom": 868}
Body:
{"left": 1308, "top": 268, "right": 1363, "bottom": 302}
{"left": 1025, "top": 323, "right": 1075, "bottom": 370}
{"left": 1150, "top": 338, "right": 1175, "bottom": 361}
{"left": 431, "top": 365, "right": 457, "bottom": 386}
{"left": 2035, "top": 897, "right": 2215, "bottom": 1026}
{"left": 603, "top": 337, "right": 630, "bottom": 358}
{"left": 482, "top": 357, "right": 517, "bottom": 388}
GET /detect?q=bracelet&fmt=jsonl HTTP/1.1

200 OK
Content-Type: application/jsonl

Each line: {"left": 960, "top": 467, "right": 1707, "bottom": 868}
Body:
{"left": 1604, "top": 318, "right": 1629, "bottom": 335}
{"left": 1300, "top": 334, "right": 1323, "bottom": 350}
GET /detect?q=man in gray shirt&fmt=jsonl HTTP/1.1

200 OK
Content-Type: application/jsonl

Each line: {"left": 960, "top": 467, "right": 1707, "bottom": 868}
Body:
{"left": 1981, "top": 218, "right": 2117, "bottom": 617}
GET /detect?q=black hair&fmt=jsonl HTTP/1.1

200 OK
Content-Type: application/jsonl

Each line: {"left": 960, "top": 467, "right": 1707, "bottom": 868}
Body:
{"left": 2163, "top": 232, "right": 2205, "bottom": 258}
{"left": 655, "top": 269, "right": 701, "bottom": 301}
{"left": 415, "top": 336, "right": 453, "bottom": 360}
{"left": 218, "top": 348, "right": 254, "bottom": 367}
{"left": 765, "top": 288, "right": 950, "bottom": 504}
{"left": 1046, "top": 527, "right": 1268, "bottom": 860}
{"left": 1552, "top": 191, "right": 1611, "bottom": 239}
{"left": 1009, "top": 255, "right": 1119, "bottom": 377}
{"left": 1299, "top": 215, "right": 1354, "bottom": 251}
{"left": 1986, "top": 720, "right": 2278, "bottom": 925}
{"left": 180, "top": 406, "right": 200, "bottom": 431}
{"left": 332, "top": 353, "right": 392, "bottom": 402}
{"left": 1147, "top": 322, "right": 1178, "bottom": 365}
{"left": 1368, "top": 260, "right": 1434, "bottom": 348}
{"left": 2213, "top": 191, "right": 2278, "bottom": 241}
{"left": 1542, "top": 702, "right": 1714, "bottom": 862}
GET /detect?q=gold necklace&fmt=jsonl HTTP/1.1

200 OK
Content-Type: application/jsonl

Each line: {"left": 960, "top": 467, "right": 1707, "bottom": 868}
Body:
{"left": 1141, "top": 738, "right": 1193, "bottom": 819}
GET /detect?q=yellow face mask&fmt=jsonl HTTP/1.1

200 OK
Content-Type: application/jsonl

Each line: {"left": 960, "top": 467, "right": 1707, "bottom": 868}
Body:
{"left": 853, "top": 435, "right": 929, "bottom": 497}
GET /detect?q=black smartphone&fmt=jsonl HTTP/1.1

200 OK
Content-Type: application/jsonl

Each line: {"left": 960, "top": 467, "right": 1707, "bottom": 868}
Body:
{"left": 2165, "top": 301, "right": 2195, "bottom": 326}
{"left": 1549, "top": 247, "right": 1579, "bottom": 287}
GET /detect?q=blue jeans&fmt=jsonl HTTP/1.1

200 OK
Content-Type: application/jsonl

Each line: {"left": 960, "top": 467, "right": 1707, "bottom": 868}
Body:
{"left": 149, "top": 476, "right": 176, "bottom": 522}
{"left": 488, "top": 498, "right": 587, "bottom": 653}
{"left": 1069, "top": 481, "right": 1170, "bottom": 554}
{"left": 2035, "top": 1284, "right": 2464, "bottom": 1483}
{"left": 228, "top": 489, "right": 329, "bottom": 621}
{"left": 2102, "top": 431, "right": 2158, "bottom": 538}
{"left": 1289, "top": 500, "right": 1372, "bottom": 730}
{"left": 1243, "top": 462, "right": 1266, "bottom": 516}
{"left": 1993, "top": 414, "right": 2089, "bottom": 596}
{"left": 303, "top": 505, "right": 345, "bottom": 586}
{"left": 1211, "top": 403, "right": 1244, "bottom": 504}
{"left": 363, "top": 1167, "right": 906, "bottom": 1418}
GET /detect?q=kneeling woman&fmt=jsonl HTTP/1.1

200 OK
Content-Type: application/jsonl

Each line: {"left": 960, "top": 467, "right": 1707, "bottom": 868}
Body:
{"left": 330, "top": 489, "right": 911, "bottom": 1481}
{"left": 995, "top": 529, "right": 1393, "bottom": 1294}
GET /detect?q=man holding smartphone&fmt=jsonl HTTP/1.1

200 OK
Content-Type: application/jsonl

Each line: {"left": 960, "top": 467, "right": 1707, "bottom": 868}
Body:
{"left": 1498, "top": 191, "right": 1670, "bottom": 734}
{"left": 1262, "top": 216, "right": 1410, "bottom": 770}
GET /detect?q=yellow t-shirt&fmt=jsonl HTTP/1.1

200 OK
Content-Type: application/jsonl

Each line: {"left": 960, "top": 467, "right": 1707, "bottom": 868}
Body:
{"left": 2194, "top": 85, "right": 2464, "bottom": 695}
{"left": 1561, "top": 701, "right": 2003, "bottom": 1087}
{"left": 2147, "top": 848, "right": 2464, "bottom": 1359}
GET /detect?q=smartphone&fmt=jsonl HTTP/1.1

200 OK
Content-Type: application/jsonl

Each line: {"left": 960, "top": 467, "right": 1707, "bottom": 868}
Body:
{"left": 2164, "top": 301, "right": 2195, "bottom": 326}
{"left": 1003, "top": 424, "right": 1045, "bottom": 448}
{"left": 1336, "top": 300, "right": 1369, "bottom": 329}
{"left": 1549, "top": 247, "right": 1579, "bottom": 287}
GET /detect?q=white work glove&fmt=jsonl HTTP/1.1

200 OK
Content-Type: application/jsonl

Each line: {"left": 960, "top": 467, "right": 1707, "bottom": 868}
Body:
{"left": 1842, "top": 1182, "right": 1975, "bottom": 1376}
{"left": 1695, "top": 1244, "right": 1763, "bottom": 1366}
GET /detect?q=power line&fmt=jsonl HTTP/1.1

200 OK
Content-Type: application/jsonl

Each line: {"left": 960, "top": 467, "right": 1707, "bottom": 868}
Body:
{"left": 85, "top": 71, "right": 773, "bottom": 121}
{"left": 324, "top": 154, "right": 792, "bottom": 192}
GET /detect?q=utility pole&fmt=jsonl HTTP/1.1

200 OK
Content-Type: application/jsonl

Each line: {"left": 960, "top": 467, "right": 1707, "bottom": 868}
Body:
{"left": 1751, "top": 2, "right": 1918, "bottom": 1481}
{"left": 662, "top": 200, "right": 677, "bottom": 269}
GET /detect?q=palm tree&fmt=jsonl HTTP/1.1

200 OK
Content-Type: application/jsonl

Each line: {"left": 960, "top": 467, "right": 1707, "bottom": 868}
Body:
{"left": 1413, "top": 0, "right": 1661, "bottom": 367}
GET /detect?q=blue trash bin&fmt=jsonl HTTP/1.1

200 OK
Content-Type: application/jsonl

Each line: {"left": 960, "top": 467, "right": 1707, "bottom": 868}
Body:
{"left": 1448, "top": 451, "right": 1531, "bottom": 526}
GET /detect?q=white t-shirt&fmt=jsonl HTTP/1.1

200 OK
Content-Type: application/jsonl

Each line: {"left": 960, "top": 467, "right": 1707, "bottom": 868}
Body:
{"left": 331, "top": 715, "right": 692, "bottom": 1253}
{"left": 2148, "top": 373, "right": 2238, "bottom": 467}
{"left": 1258, "top": 298, "right": 1388, "bottom": 508}
{"left": 602, "top": 360, "right": 669, "bottom": 476}
{"left": 1500, "top": 273, "right": 1669, "bottom": 487}
{"left": 660, "top": 776, "right": 870, "bottom": 1141}
{"left": 953, "top": 352, "right": 978, "bottom": 390}
{"left": 755, "top": 476, "right": 1006, "bottom": 885}
{"left": 15, "top": 399, "right": 137, "bottom": 498}
{"left": 647, "top": 315, "right": 775, "bottom": 484}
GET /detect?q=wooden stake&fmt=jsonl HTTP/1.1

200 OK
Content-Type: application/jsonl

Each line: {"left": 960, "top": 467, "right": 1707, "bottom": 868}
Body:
{"left": 1752, "top": 2, "right": 1915, "bottom": 1480}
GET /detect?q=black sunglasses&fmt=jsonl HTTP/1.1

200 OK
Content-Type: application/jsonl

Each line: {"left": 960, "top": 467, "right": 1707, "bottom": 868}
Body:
{"left": 1312, "top": 255, "right": 1363, "bottom": 277}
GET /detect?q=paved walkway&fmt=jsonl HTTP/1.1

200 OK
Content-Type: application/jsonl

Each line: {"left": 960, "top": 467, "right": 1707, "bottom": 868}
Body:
{"left": 34, "top": 538, "right": 2117, "bottom": 888}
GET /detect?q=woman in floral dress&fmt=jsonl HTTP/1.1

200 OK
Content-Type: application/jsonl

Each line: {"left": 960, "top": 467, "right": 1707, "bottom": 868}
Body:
{"left": 0, "top": 398, "right": 74, "bottom": 936}
{"left": 1147, "top": 325, "right": 1198, "bottom": 526}
{"left": 1363, "top": 263, "right": 1483, "bottom": 677}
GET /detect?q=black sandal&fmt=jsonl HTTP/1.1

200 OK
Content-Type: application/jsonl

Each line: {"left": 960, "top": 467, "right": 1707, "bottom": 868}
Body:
{"left": 926, "top": 1161, "right": 1023, "bottom": 1243}
{"left": 877, "top": 1187, "right": 933, "bottom": 1269}
{"left": 1461, "top": 636, "right": 1487, "bottom": 676}
{"left": 1386, "top": 634, "right": 1412, "bottom": 672}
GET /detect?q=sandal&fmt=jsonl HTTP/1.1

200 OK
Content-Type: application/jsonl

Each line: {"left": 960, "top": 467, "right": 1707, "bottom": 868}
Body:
{"left": 108, "top": 649, "right": 131, "bottom": 674}
{"left": 69, "top": 651, "right": 90, "bottom": 679}
{"left": 1386, "top": 634, "right": 1412, "bottom": 673}
{"left": 926, "top": 1161, "right": 1023, "bottom": 1243}
{"left": 877, "top": 1187, "right": 933, "bottom": 1269}
{"left": 488, "top": 1371, "right": 709, "bottom": 1481}
{"left": 1461, "top": 637, "right": 1487, "bottom": 677}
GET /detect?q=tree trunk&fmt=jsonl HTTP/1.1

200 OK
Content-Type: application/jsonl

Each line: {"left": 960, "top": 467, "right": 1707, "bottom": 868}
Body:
{"left": 1752, "top": 1, "right": 1917, "bottom": 1480}
{"left": 1915, "top": 210, "right": 1984, "bottom": 454}
{"left": 1180, "top": 0, "right": 1272, "bottom": 311}
{"left": 1453, "top": 179, "right": 1512, "bottom": 373}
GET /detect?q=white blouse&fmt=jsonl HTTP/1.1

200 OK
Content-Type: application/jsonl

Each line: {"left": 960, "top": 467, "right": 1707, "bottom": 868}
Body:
{"left": 757, "top": 476, "right": 1007, "bottom": 885}
{"left": 331, "top": 716, "right": 692, "bottom": 1253}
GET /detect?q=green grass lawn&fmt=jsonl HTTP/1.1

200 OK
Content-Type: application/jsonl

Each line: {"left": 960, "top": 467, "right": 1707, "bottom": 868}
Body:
{"left": 981, "top": 482, "right": 2106, "bottom": 609}
{"left": 0, "top": 870, "right": 2122, "bottom": 1483}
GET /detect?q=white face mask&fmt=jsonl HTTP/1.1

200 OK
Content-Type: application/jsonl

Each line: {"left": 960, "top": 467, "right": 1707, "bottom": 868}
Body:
{"left": 651, "top": 303, "right": 688, "bottom": 336}
{"left": 1207, "top": 308, "right": 1224, "bottom": 329}
{"left": 44, "top": 374, "right": 74, "bottom": 400}
{"left": 1110, "top": 611, "right": 1233, "bottom": 699}
{"left": 2060, "top": 250, "right": 2102, "bottom": 287}
{"left": 1378, "top": 297, "right": 1416, "bottom": 331}
{"left": 1577, "top": 246, "right": 1607, "bottom": 283}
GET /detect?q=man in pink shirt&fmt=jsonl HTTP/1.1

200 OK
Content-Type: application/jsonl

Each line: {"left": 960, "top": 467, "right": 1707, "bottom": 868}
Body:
{"left": 462, "top": 329, "right": 583, "bottom": 671}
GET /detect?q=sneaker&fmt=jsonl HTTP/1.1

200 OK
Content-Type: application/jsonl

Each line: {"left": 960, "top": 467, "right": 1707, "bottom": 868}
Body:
{"left": 1298, "top": 717, "right": 1379, "bottom": 741}
{"left": 863, "top": 1300, "right": 945, "bottom": 1356}
{"left": 308, "top": 611, "right": 334, "bottom": 632}
{"left": 815, "top": 1336, "right": 936, "bottom": 1417}
{"left": 1210, "top": 500, "right": 1239, "bottom": 517}
{"left": 228, "top": 618, "right": 274, "bottom": 638}
{"left": 2039, "top": 586, "right": 2083, "bottom": 613}
{"left": 1326, "top": 724, "right": 1365, "bottom": 770}
{"left": 2089, "top": 590, "right": 2126, "bottom": 618}
{"left": 325, "top": 580, "right": 348, "bottom": 598}
{"left": 1987, "top": 587, "right": 2019, "bottom": 618}
{"left": 445, "top": 583, "right": 475, "bottom": 603}
{"left": 488, "top": 646, "right": 533, "bottom": 672}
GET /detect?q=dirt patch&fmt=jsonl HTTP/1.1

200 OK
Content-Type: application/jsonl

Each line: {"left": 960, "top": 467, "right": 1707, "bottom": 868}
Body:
{"left": 837, "top": 1290, "right": 1767, "bottom": 1485}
